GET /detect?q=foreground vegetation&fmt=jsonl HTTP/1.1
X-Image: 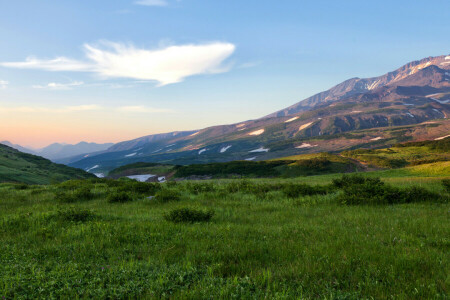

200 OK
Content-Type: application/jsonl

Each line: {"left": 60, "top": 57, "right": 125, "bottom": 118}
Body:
{"left": 1, "top": 166, "right": 449, "bottom": 298}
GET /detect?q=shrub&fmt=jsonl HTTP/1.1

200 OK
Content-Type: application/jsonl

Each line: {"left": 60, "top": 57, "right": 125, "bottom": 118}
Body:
{"left": 117, "top": 182, "right": 161, "bottom": 195}
{"left": 443, "top": 179, "right": 450, "bottom": 193}
{"left": 164, "top": 208, "right": 214, "bottom": 223}
{"left": 12, "top": 183, "right": 29, "bottom": 190}
{"left": 55, "top": 186, "right": 94, "bottom": 203}
{"left": 57, "top": 207, "right": 95, "bottom": 222}
{"left": 155, "top": 189, "right": 181, "bottom": 202}
{"left": 332, "top": 174, "right": 382, "bottom": 188}
{"left": 107, "top": 191, "right": 133, "bottom": 203}
{"left": 335, "top": 175, "right": 445, "bottom": 205}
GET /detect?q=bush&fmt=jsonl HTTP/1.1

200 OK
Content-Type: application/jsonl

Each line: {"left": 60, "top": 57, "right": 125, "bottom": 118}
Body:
{"left": 55, "top": 186, "right": 94, "bottom": 203}
{"left": 117, "top": 182, "right": 161, "bottom": 195}
{"left": 57, "top": 207, "right": 95, "bottom": 222}
{"left": 443, "top": 179, "right": 450, "bottom": 193}
{"left": 335, "top": 175, "right": 445, "bottom": 205}
{"left": 155, "top": 189, "right": 181, "bottom": 202}
{"left": 332, "top": 174, "right": 383, "bottom": 188}
{"left": 107, "top": 191, "right": 133, "bottom": 203}
{"left": 12, "top": 183, "right": 29, "bottom": 190}
{"left": 164, "top": 208, "right": 214, "bottom": 223}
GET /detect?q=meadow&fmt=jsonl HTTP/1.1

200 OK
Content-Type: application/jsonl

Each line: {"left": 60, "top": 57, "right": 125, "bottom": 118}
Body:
{"left": 1, "top": 164, "right": 449, "bottom": 299}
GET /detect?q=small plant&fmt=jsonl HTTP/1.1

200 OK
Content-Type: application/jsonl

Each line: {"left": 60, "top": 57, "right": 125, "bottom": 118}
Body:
{"left": 443, "top": 179, "right": 450, "bottom": 193}
{"left": 107, "top": 191, "right": 133, "bottom": 203}
{"left": 12, "top": 183, "right": 29, "bottom": 190}
{"left": 57, "top": 207, "right": 95, "bottom": 222}
{"left": 164, "top": 208, "right": 214, "bottom": 223}
{"left": 155, "top": 189, "right": 181, "bottom": 202}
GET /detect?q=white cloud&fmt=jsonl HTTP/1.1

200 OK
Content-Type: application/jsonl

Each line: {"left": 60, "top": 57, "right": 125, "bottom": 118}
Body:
{"left": 32, "top": 81, "right": 84, "bottom": 90}
{"left": 1, "top": 41, "right": 235, "bottom": 86}
{"left": 0, "top": 80, "right": 9, "bottom": 89}
{"left": 116, "top": 105, "right": 173, "bottom": 113}
{"left": 135, "top": 0, "right": 168, "bottom": 6}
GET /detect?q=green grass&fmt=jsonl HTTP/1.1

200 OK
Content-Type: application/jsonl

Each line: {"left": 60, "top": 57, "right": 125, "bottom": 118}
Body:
{"left": 0, "top": 144, "right": 95, "bottom": 184}
{"left": 0, "top": 172, "right": 448, "bottom": 298}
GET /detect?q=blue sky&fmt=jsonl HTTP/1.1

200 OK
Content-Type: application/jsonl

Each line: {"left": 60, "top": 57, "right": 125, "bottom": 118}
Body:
{"left": 0, "top": 0, "right": 449, "bottom": 147}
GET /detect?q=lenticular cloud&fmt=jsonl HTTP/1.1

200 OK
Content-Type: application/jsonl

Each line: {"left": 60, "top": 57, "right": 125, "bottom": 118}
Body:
{"left": 0, "top": 41, "right": 236, "bottom": 86}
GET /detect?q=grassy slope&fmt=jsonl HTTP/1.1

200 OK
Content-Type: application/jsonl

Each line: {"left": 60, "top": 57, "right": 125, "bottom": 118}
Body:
{"left": 0, "top": 144, "right": 95, "bottom": 184}
{"left": 0, "top": 167, "right": 448, "bottom": 298}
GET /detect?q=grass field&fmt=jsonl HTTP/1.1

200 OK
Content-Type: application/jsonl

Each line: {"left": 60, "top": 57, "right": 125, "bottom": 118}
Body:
{"left": 1, "top": 164, "right": 449, "bottom": 299}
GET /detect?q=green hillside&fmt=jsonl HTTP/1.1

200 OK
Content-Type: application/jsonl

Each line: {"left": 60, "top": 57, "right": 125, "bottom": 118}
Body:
{"left": 0, "top": 143, "right": 95, "bottom": 184}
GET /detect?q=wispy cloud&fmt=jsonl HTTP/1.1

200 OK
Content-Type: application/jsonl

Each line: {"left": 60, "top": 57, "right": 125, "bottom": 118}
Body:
{"left": 134, "top": 0, "right": 168, "bottom": 6}
{"left": 32, "top": 81, "right": 84, "bottom": 90}
{"left": 0, "top": 80, "right": 9, "bottom": 89}
{"left": 1, "top": 41, "right": 236, "bottom": 86}
{"left": 116, "top": 105, "right": 174, "bottom": 113}
{"left": 238, "top": 61, "right": 262, "bottom": 69}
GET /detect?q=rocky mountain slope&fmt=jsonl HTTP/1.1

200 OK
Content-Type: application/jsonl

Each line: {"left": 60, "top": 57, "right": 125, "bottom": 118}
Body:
{"left": 66, "top": 54, "right": 450, "bottom": 174}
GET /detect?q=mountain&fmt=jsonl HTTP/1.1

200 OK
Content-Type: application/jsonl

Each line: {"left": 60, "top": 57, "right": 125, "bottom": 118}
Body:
{"left": 266, "top": 55, "right": 450, "bottom": 117}
{"left": 0, "top": 143, "right": 95, "bottom": 184}
{"left": 36, "top": 142, "right": 114, "bottom": 161}
{"left": 67, "top": 54, "right": 450, "bottom": 174}
{"left": 0, "top": 141, "right": 36, "bottom": 155}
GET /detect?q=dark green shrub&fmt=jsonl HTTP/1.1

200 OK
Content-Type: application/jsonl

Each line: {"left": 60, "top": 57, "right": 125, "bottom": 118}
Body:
{"left": 107, "top": 191, "right": 133, "bottom": 203}
{"left": 117, "top": 182, "right": 161, "bottom": 195}
{"left": 57, "top": 207, "right": 95, "bottom": 222}
{"left": 155, "top": 189, "right": 181, "bottom": 202}
{"left": 164, "top": 208, "right": 214, "bottom": 223}
{"left": 335, "top": 175, "right": 445, "bottom": 205}
{"left": 332, "top": 174, "right": 382, "bottom": 188}
{"left": 443, "top": 179, "right": 450, "bottom": 193}
{"left": 54, "top": 186, "right": 94, "bottom": 203}
{"left": 12, "top": 183, "right": 28, "bottom": 190}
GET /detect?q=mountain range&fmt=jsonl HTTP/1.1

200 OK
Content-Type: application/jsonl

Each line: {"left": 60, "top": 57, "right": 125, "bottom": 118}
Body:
{"left": 7, "top": 54, "right": 450, "bottom": 175}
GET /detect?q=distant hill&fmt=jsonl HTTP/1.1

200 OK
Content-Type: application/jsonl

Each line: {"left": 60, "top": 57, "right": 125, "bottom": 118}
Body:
{"left": 37, "top": 142, "right": 114, "bottom": 161}
{"left": 67, "top": 54, "right": 450, "bottom": 174}
{"left": 0, "top": 141, "right": 36, "bottom": 154}
{"left": 0, "top": 143, "right": 95, "bottom": 184}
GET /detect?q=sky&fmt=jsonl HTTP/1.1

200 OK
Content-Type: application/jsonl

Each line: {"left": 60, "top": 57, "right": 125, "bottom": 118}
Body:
{"left": 0, "top": 0, "right": 449, "bottom": 148}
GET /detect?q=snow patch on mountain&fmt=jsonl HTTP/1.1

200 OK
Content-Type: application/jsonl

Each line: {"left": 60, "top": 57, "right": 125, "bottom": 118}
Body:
{"left": 198, "top": 148, "right": 207, "bottom": 155}
{"left": 296, "top": 143, "right": 317, "bottom": 149}
{"left": 249, "top": 147, "right": 269, "bottom": 153}
{"left": 370, "top": 137, "right": 382, "bottom": 141}
{"left": 190, "top": 131, "right": 200, "bottom": 137}
{"left": 125, "top": 152, "right": 137, "bottom": 157}
{"left": 284, "top": 116, "right": 299, "bottom": 123}
{"left": 298, "top": 122, "right": 313, "bottom": 131}
{"left": 86, "top": 165, "right": 99, "bottom": 172}
{"left": 236, "top": 123, "right": 246, "bottom": 128}
{"left": 435, "top": 135, "right": 450, "bottom": 141}
{"left": 245, "top": 157, "right": 256, "bottom": 161}
{"left": 249, "top": 129, "right": 264, "bottom": 136}
{"left": 406, "top": 113, "right": 414, "bottom": 118}
{"left": 127, "top": 174, "right": 155, "bottom": 182}
{"left": 220, "top": 145, "right": 232, "bottom": 153}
